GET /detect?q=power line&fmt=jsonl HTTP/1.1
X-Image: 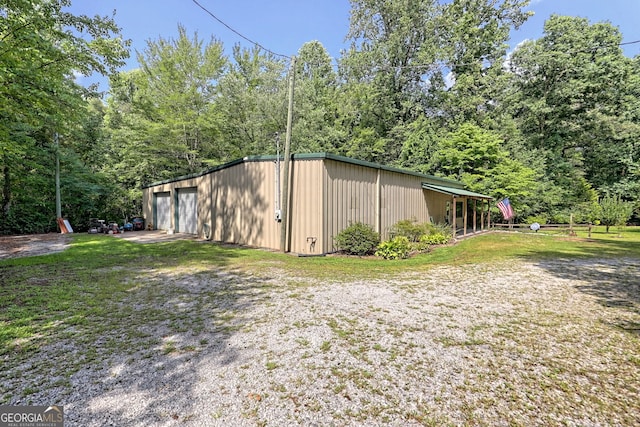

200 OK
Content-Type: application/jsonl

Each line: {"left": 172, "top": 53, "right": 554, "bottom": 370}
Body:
{"left": 189, "top": 0, "right": 638, "bottom": 73}
{"left": 619, "top": 39, "right": 640, "bottom": 46}
{"left": 329, "top": 38, "right": 640, "bottom": 73}
{"left": 191, "top": 0, "right": 291, "bottom": 59}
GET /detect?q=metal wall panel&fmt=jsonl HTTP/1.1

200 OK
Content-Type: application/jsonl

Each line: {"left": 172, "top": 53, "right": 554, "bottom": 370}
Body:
{"left": 289, "top": 159, "right": 324, "bottom": 254}
{"left": 141, "top": 155, "right": 461, "bottom": 253}
{"left": 379, "top": 170, "right": 432, "bottom": 239}
{"left": 323, "top": 160, "right": 378, "bottom": 252}
{"left": 209, "top": 161, "right": 281, "bottom": 249}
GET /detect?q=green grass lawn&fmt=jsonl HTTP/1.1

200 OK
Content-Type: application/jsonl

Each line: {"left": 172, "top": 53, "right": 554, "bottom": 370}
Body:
{"left": 1, "top": 227, "right": 639, "bottom": 361}
{"left": 1, "top": 228, "right": 639, "bottom": 422}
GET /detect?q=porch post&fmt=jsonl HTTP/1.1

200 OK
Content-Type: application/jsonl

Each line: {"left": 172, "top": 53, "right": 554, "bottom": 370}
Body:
{"left": 452, "top": 196, "right": 457, "bottom": 238}
{"left": 473, "top": 199, "right": 477, "bottom": 233}
{"left": 463, "top": 198, "right": 468, "bottom": 236}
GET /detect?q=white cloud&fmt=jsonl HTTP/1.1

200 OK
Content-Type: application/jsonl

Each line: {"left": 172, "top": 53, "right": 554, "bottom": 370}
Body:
{"left": 503, "top": 39, "right": 531, "bottom": 71}
{"left": 444, "top": 71, "right": 455, "bottom": 89}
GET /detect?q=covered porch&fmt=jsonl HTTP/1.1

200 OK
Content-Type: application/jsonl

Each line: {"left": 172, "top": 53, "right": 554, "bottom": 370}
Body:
{"left": 422, "top": 183, "right": 493, "bottom": 238}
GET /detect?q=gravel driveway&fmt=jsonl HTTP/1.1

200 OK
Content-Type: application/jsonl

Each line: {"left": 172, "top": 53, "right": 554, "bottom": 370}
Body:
{"left": 2, "top": 256, "right": 639, "bottom": 426}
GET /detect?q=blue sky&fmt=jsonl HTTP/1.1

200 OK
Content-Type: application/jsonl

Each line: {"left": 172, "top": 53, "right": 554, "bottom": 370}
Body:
{"left": 67, "top": 0, "right": 640, "bottom": 90}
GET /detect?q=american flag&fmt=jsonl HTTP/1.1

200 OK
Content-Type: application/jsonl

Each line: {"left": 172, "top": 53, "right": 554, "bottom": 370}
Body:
{"left": 497, "top": 198, "right": 514, "bottom": 220}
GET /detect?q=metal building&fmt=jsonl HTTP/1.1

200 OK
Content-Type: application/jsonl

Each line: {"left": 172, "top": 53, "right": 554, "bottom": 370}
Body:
{"left": 142, "top": 153, "right": 492, "bottom": 254}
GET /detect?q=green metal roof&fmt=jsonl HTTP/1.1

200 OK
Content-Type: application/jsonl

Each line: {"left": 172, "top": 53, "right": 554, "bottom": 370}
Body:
{"left": 143, "top": 152, "right": 462, "bottom": 188}
{"left": 422, "top": 183, "right": 493, "bottom": 199}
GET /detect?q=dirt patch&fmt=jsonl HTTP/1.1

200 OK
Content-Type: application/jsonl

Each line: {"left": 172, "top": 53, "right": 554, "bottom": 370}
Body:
{"left": 0, "top": 231, "right": 201, "bottom": 260}
{"left": 112, "top": 230, "right": 200, "bottom": 244}
{"left": 0, "top": 233, "right": 72, "bottom": 260}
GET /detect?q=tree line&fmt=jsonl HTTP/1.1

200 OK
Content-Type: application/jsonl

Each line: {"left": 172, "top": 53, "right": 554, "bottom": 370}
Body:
{"left": 2, "top": 0, "right": 639, "bottom": 234}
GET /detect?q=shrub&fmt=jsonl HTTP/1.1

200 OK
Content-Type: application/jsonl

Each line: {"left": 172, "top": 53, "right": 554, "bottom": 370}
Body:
{"left": 599, "top": 195, "right": 634, "bottom": 233}
{"left": 549, "top": 212, "right": 570, "bottom": 224}
{"left": 420, "top": 233, "right": 450, "bottom": 245}
{"left": 375, "top": 236, "right": 410, "bottom": 260}
{"left": 524, "top": 215, "right": 548, "bottom": 225}
{"left": 414, "top": 234, "right": 432, "bottom": 253}
{"left": 334, "top": 222, "right": 380, "bottom": 255}
{"left": 425, "top": 222, "right": 453, "bottom": 239}
{"left": 389, "top": 219, "right": 429, "bottom": 242}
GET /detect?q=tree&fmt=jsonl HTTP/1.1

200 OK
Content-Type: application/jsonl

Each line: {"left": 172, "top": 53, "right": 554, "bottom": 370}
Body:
{"left": 292, "top": 41, "right": 344, "bottom": 153}
{"left": 340, "top": 0, "right": 443, "bottom": 163}
{"left": 136, "top": 25, "right": 227, "bottom": 172}
{"left": 433, "top": 123, "right": 539, "bottom": 218}
{"left": 0, "top": 0, "right": 129, "bottom": 233}
{"left": 441, "top": 0, "right": 532, "bottom": 124}
{"left": 216, "top": 46, "right": 289, "bottom": 157}
{"left": 599, "top": 195, "right": 634, "bottom": 233}
{"left": 508, "top": 15, "right": 639, "bottom": 208}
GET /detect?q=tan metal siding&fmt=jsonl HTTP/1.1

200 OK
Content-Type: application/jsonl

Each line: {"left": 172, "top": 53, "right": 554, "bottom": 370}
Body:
{"left": 323, "top": 159, "right": 378, "bottom": 252}
{"left": 379, "top": 171, "right": 431, "bottom": 240}
{"left": 424, "top": 191, "right": 452, "bottom": 225}
{"left": 288, "top": 159, "right": 324, "bottom": 254}
{"left": 141, "top": 155, "right": 465, "bottom": 253}
{"left": 210, "top": 161, "right": 281, "bottom": 249}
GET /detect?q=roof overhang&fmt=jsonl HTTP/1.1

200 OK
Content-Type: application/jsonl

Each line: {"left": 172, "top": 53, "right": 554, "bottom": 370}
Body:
{"left": 422, "top": 183, "right": 493, "bottom": 199}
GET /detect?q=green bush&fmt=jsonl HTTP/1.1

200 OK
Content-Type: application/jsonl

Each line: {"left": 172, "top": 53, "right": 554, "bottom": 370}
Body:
{"left": 549, "top": 212, "right": 570, "bottom": 224}
{"left": 375, "top": 236, "right": 410, "bottom": 260}
{"left": 420, "top": 232, "right": 450, "bottom": 245}
{"left": 413, "top": 234, "right": 432, "bottom": 253}
{"left": 334, "top": 222, "right": 380, "bottom": 255}
{"left": 425, "top": 222, "right": 453, "bottom": 238}
{"left": 524, "top": 215, "right": 548, "bottom": 225}
{"left": 389, "top": 219, "right": 429, "bottom": 242}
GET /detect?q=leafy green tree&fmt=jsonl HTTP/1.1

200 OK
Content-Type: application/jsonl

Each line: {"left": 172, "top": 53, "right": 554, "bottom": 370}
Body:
{"left": 508, "top": 15, "right": 639, "bottom": 208}
{"left": 292, "top": 41, "right": 344, "bottom": 153}
{"left": 216, "top": 46, "right": 289, "bottom": 157}
{"left": 433, "top": 123, "right": 539, "bottom": 218}
{"left": 340, "top": 0, "right": 444, "bottom": 162}
{"left": 599, "top": 195, "right": 634, "bottom": 233}
{"left": 136, "top": 25, "right": 227, "bottom": 172}
{"left": 441, "top": 0, "right": 532, "bottom": 124}
{"left": 0, "top": 0, "right": 129, "bottom": 233}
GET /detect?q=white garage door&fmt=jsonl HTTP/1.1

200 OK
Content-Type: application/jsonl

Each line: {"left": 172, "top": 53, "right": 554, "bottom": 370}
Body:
{"left": 155, "top": 192, "right": 171, "bottom": 230}
{"left": 177, "top": 188, "right": 197, "bottom": 234}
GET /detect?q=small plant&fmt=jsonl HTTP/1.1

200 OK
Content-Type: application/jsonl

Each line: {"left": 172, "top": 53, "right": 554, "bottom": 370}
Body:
{"left": 420, "top": 233, "right": 449, "bottom": 245}
{"left": 265, "top": 361, "right": 278, "bottom": 371}
{"left": 524, "top": 215, "right": 548, "bottom": 225}
{"left": 414, "top": 234, "right": 431, "bottom": 252}
{"left": 334, "top": 222, "right": 380, "bottom": 256}
{"left": 389, "top": 219, "right": 428, "bottom": 242}
{"left": 425, "top": 222, "right": 453, "bottom": 238}
{"left": 375, "top": 236, "right": 410, "bottom": 260}
{"left": 320, "top": 340, "right": 332, "bottom": 352}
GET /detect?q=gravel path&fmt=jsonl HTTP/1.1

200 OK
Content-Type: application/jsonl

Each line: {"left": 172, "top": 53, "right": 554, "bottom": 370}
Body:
{"left": 3, "top": 258, "right": 639, "bottom": 426}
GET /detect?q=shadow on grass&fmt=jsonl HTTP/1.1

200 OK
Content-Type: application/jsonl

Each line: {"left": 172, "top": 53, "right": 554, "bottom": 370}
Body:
{"left": 526, "top": 249, "right": 640, "bottom": 336}
{"left": 0, "top": 234, "right": 279, "bottom": 424}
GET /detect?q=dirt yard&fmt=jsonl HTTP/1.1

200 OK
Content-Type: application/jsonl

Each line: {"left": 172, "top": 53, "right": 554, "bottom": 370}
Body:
{"left": 0, "top": 233, "right": 72, "bottom": 259}
{"left": 0, "top": 231, "right": 197, "bottom": 260}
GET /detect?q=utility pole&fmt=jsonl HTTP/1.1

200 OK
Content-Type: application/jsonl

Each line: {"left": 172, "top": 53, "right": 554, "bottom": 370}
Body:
{"left": 55, "top": 132, "right": 61, "bottom": 220}
{"left": 280, "top": 55, "right": 296, "bottom": 253}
